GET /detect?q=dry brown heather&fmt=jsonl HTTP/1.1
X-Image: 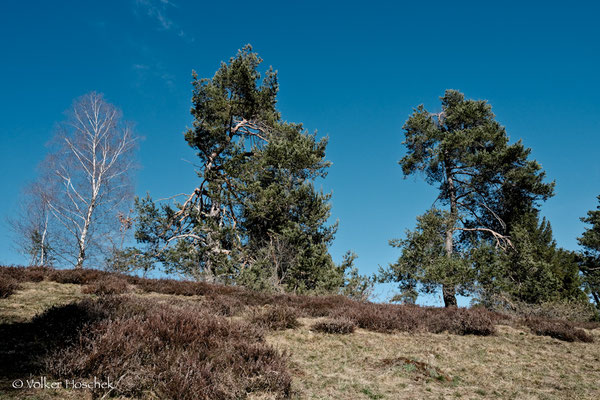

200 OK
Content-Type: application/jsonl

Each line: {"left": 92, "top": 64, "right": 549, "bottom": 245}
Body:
{"left": 0, "top": 266, "right": 599, "bottom": 400}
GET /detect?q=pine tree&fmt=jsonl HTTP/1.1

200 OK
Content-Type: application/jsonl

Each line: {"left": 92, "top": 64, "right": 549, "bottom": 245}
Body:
{"left": 474, "top": 211, "right": 585, "bottom": 305}
{"left": 382, "top": 90, "right": 554, "bottom": 306}
{"left": 131, "top": 46, "right": 356, "bottom": 293}
{"left": 578, "top": 195, "right": 600, "bottom": 308}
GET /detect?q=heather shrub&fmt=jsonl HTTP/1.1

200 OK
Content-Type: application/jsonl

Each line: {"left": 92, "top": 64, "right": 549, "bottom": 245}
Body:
{"left": 296, "top": 295, "right": 353, "bottom": 318}
{"left": 49, "top": 268, "right": 107, "bottom": 284}
{"left": 478, "top": 293, "right": 599, "bottom": 324}
{"left": 311, "top": 318, "right": 356, "bottom": 334}
{"left": 423, "top": 307, "right": 496, "bottom": 336}
{"left": 339, "top": 303, "right": 421, "bottom": 333}
{"left": 0, "top": 278, "right": 20, "bottom": 299}
{"left": 0, "top": 266, "right": 55, "bottom": 284}
{"left": 0, "top": 266, "right": 28, "bottom": 282}
{"left": 45, "top": 297, "right": 290, "bottom": 399}
{"left": 454, "top": 308, "right": 497, "bottom": 335}
{"left": 136, "top": 278, "right": 209, "bottom": 296}
{"left": 202, "top": 294, "right": 247, "bottom": 316}
{"left": 251, "top": 305, "right": 300, "bottom": 330}
{"left": 82, "top": 275, "right": 129, "bottom": 295}
{"left": 0, "top": 300, "right": 110, "bottom": 378}
{"left": 24, "top": 268, "right": 47, "bottom": 282}
{"left": 525, "top": 317, "right": 594, "bottom": 343}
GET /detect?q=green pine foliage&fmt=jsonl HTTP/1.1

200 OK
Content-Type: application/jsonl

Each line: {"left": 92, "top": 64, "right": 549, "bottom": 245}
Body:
{"left": 474, "top": 212, "right": 586, "bottom": 306}
{"left": 122, "top": 46, "right": 366, "bottom": 296}
{"left": 380, "top": 90, "right": 556, "bottom": 306}
{"left": 578, "top": 195, "right": 600, "bottom": 309}
{"left": 380, "top": 209, "right": 475, "bottom": 303}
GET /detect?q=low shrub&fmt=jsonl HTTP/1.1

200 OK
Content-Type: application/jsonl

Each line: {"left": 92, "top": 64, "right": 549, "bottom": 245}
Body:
{"left": 295, "top": 295, "right": 353, "bottom": 318}
{"left": 251, "top": 305, "right": 300, "bottom": 331}
{"left": 202, "top": 294, "right": 247, "bottom": 317}
{"left": 48, "top": 268, "right": 107, "bottom": 285}
{"left": 24, "top": 268, "right": 47, "bottom": 282}
{"left": 0, "top": 267, "right": 27, "bottom": 282}
{"left": 136, "top": 278, "right": 210, "bottom": 296}
{"left": 423, "top": 307, "right": 496, "bottom": 336}
{"left": 453, "top": 308, "right": 497, "bottom": 336}
{"left": 34, "top": 296, "right": 291, "bottom": 399}
{"left": 0, "top": 278, "right": 20, "bottom": 299}
{"left": 82, "top": 275, "right": 129, "bottom": 295}
{"left": 338, "top": 303, "right": 422, "bottom": 334}
{"left": 525, "top": 317, "right": 594, "bottom": 343}
{"left": 311, "top": 318, "right": 356, "bottom": 334}
{"left": 478, "top": 292, "right": 599, "bottom": 325}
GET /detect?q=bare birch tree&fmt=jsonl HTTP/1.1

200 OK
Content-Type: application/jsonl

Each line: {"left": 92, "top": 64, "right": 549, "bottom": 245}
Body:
{"left": 40, "top": 92, "right": 137, "bottom": 268}
{"left": 8, "top": 182, "right": 55, "bottom": 266}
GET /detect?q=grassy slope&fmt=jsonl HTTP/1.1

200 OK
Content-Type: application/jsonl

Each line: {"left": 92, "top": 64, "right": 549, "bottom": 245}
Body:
{"left": 1, "top": 281, "right": 600, "bottom": 400}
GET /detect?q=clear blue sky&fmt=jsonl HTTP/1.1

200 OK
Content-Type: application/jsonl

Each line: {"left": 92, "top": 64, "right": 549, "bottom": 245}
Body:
{"left": 1, "top": 1, "right": 599, "bottom": 305}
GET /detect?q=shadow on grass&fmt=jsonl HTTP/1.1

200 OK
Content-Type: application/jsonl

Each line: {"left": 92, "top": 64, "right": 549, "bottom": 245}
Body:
{"left": 0, "top": 301, "right": 106, "bottom": 382}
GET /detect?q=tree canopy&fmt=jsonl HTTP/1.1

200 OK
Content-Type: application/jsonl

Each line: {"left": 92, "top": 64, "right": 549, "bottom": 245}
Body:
{"left": 126, "top": 46, "right": 370, "bottom": 295}
{"left": 578, "top": 195, "right": 600, "bottom": 309}
{"left": 381, "top": 90, "right": 556, "bottom": 306}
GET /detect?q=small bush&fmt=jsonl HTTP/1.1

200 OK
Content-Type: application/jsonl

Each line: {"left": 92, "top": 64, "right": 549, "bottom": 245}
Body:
{"left": 423, "top": 307, "right": 496, "bottom": 336}
{"left": 24, "top": 268, "right": 47, "bottom": 282}
{"left": 251, "top": 305, "right": 300, "bottom": 330}
{"left": 202, "top": 294, "right": 247, "bottom": 317}
{"left": 525, "top": 317, "right": 594, "bottom": 343}
{"left": 311, "top": 318, "right": 356, "bottom": 334}
{"left": 0, "top": 278, "right": 20, "bottom": 299}
{"left": 479, "top": 292, "right": 599, "bottom": 325}
{"left": 44, "top": 297, "right": 291, "bottom": 399}
{"left": 82, "top": 275, "right": 129, "bottom": 295}
{"left": 339, "top": 303, "right": 421, "bottom": 334}
{"left": 0, "top": 266, "right": 29, "bottom": 282}
{"left": 49, "top": 268, "right": 107, "bottom": 285}
{"left": 296, "top": 295, "right": 353, "bottom": 318}
{"left": 454, "top": 308, "right": 496, "bottom": 335}
{"left": 137, "top": 278, "right": 210, "bottom": 296}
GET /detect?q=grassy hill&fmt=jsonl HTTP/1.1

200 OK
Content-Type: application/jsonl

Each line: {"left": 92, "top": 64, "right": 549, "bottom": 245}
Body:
{"left": 0, "top": 267, "right": 599, "bottom": 399}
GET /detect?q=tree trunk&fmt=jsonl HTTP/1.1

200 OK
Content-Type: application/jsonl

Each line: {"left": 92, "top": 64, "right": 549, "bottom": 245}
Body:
{"left": 443, "top": 160, "right": 458, "bottom": 307}
{"left": 592, "top": 291, "right": 600, "bottom": 310}
{"left": 442, "top": 284, "right": 457, "bottom": 307}
{"left": 442, "top": 221, "right": 457, "bottom": 307}
{"left": 75, "top": 201, "right": 95, "bottom": 269}
{"left": 40, "top": 214, "right": 48, "bottom": 266}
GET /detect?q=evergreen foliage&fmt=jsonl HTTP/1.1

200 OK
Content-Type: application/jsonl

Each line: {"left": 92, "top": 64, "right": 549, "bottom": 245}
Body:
{"left": 126, "top": 46, "right": 365, "bottom": 295}
{"left": 578, "top": 195, "right": 600, "bottom": 309}
{"left": 474, "top": 211, "right": 585, "bottom": 306}
{"left": 381, "top": 90, "right": 556, "bottom": 306}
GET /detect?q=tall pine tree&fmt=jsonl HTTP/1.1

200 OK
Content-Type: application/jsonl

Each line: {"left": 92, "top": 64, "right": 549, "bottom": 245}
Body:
{"left": 578, "top": 195, "right": 600, "bottom": 309}
{"left": 381, "top": 90, "right": 554, "bottom": 306}
{"left": 128, "top": 46, "right": 356, "bottom": 293}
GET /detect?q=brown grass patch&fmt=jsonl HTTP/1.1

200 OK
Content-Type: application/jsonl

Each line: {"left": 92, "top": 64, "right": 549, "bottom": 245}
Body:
{"left": 267, "top": 321, "right": 600, "bottom": 399}
{"left": 0, "top": 281, "right": 85, "bottom": 324}
{"left": 378, "top": 356, "right": 451, "bottom": 382}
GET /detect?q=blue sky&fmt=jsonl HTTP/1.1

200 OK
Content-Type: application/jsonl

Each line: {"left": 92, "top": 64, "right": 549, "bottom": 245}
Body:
{"left": 1, "top": 1, "right": 599, "bottom": 305}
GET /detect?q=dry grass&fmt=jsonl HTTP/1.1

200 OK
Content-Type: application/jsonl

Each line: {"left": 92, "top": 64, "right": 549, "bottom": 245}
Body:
{"left": 267, "top": 318, "right": 600, "bottom": 400}
{"left": 0, "top": 281, "right": 85, "bottom": 324}
{"left": 1, "top": 269, "right": 600, "bottom": 399}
